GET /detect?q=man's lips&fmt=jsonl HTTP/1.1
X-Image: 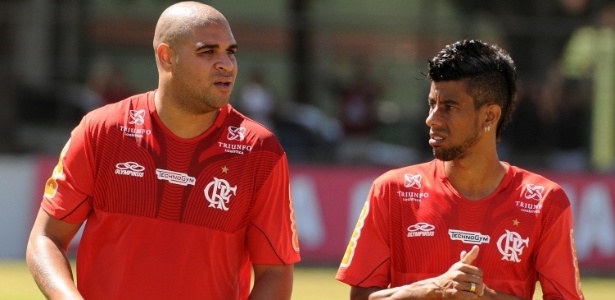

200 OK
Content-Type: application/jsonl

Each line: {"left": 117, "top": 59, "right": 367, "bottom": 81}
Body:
{"left": 429, "top": 132, "right": 444, "bottom": 147}
{"left": 214, "top": 80, "right": 233, "bottom": 92}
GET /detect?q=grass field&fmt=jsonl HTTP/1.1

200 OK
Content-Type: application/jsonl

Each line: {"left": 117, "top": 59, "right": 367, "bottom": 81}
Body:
{"left": 1, "top": 260, "right": 613, "bottom": 299}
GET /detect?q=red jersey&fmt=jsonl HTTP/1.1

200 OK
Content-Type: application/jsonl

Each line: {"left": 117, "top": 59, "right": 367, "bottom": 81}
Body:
{"left": 41, "top": 91, "right": 301, "bottom": 300}
{"left": 336, "top": 160, "right": 584, "bottom": 299}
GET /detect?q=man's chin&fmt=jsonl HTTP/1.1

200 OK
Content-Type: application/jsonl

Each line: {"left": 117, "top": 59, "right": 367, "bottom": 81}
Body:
{"left": 433, "top": 150, "right": 455, "bottom": 162}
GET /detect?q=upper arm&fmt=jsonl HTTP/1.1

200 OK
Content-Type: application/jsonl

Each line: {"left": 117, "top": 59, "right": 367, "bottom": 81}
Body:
{"left": 350, "top": 286, "right": 382, "bottom": 300}
{"left": 535, "top": 212, "right": 584, "bottom": 299}
{"left": 252, "top": 263, "right": 294, "bottom": 280}
{"left": 28, "top": 208, "right": 83, "bottom": 253}
{"left": 247, "top": 155, "right": 300, "bottom": 264}
{"left": 250, "top": 264, "right": 294, "bottom": 300}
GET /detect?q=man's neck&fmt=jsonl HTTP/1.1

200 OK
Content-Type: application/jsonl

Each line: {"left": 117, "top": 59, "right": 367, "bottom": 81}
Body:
{"left": 154, "top": 91, "right": 220, "bottom": 139}
{"left": 443, "top": 153, "right": 507, "bottom": 200}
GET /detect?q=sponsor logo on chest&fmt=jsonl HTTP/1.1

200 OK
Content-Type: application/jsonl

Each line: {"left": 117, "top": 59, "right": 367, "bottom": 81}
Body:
{"left": 497, "top": 229, "right": 530, "bottom": 263}
{"left": 113, "top": 161, "right": 240, "bottom": 212}
{"left": 218, "top": 126, "right": 253, "bottom": 155}
{"left": 516, "top": 184, "right": 544, "bottom": 213}
{"left": 155, "top": 169, "right": 196, "bottom": 186}
{"left": 118, "top": 109, "right": 152, "bottom": 138}
{"left": 399, "top": 173, "right": 429, "bottom": 202}
{"left": 115, "top": 162, "right": 145, "bottom": 177}
{"left": 448, "top": 229, "right": 491, "bottom": 245}
{"left": 407, "top": 222, "right": 435, "bottom": 237}
{"left": 204, "top": 177, "right": 237, "bottom": 211}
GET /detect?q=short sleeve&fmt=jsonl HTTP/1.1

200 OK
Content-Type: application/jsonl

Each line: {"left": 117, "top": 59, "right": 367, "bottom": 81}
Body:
{"left": 246, "top": 153, "right": 301, "bottom": 264}
{"left": 535, "top": 189, "right": 584, "bottom": 299}
{"left": 41, "top": 116, "right": 95, "bottom": 224}
{"left": 336, "top": 180, "right": 392, "bottom": 288}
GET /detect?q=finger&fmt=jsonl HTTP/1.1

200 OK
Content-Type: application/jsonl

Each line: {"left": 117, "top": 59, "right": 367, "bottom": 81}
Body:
{"left": 460, "top": 245, "right": 479, "bottom": 264}
{"left": 461, "top": 281, "right": 484, "bottom": 297}
{"left": 478, "top": 283, "right": 486, "bottom": 297}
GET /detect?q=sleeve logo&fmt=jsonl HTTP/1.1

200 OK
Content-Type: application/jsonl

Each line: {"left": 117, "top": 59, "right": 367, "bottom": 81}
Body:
{"left": 340, "top": 201, "right": 369, "bottom": 267}
{"left": 289, "top": 192, "right": 300, "bottom": 252}
{"left": 44, "top": 139, "right": 71, "bottom": 198}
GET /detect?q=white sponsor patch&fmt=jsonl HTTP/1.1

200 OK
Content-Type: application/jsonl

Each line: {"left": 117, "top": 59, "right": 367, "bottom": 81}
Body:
{"left": 156, "top": 169, "right": 196, "bottom": 186}
{"left": 448, "top": 229, "right": 490, "bottom": 245}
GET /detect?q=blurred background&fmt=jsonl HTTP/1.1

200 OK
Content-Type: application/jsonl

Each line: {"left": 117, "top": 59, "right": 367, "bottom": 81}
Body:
{"left": 1, "top": 0, "right": 614, "bottom": 276}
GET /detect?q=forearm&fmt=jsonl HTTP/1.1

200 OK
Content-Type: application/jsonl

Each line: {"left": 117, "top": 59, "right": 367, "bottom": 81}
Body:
{"left": 26, "top": 237, "right": 82, "bottom": 299}
{"left": 352, "top": 278, "right": 444, "bottom": 300}
{"left": 249, "top": 265, "right": 293, "bottom": 300}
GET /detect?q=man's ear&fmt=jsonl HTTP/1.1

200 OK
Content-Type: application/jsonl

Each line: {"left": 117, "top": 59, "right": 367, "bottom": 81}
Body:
{"left": 156, "top": 43, "right": 174, "bottom": 71}
{"left": 484, "top": 104, "right": 501, "bottom": 127}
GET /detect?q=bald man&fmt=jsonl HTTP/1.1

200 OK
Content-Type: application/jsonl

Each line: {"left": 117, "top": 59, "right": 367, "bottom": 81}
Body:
{"left": 26, "top": 2, "right": 301, "bottom": 299}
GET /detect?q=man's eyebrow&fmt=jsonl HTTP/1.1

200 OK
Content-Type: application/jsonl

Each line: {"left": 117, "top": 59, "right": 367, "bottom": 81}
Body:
{"left": 196, "top": 43, "right": 217, "bottom": 51}
{"left": 427, "top": 97, "right": 458, "bottom": 105}
{"left": 195, "top": 43, "right": 238, "bottom": 51}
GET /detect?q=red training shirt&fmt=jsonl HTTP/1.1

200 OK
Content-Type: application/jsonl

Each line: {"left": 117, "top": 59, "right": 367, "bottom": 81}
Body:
{"left": 41, "top": 91, "right": 301, "bottom": 300}
{"left": 336, "top": 160, "right": 583, "bottom": 299}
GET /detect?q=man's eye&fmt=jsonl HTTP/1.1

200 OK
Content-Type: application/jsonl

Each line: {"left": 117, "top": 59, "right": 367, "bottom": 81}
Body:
{"left": 198, "top": 49, "right": 214, "bottom": 55}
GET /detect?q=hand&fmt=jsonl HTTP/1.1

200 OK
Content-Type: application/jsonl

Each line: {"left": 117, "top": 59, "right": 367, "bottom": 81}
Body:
{"left": 433, "top": 245, "right": 485, "bottom": 299}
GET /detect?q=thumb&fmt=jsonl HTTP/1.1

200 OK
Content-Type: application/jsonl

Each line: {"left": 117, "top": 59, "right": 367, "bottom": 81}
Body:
{"left": 459, "top": 245, "right": 479, "bottom": 264}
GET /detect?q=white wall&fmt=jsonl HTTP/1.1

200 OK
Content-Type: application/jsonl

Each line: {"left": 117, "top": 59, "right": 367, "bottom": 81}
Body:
{"left": 0, "top": 156, "right": 35, "bottom": 259}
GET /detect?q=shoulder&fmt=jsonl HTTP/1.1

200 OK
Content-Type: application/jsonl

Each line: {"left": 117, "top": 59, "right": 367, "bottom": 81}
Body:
{"left": 226, "top": 105, "right": 283, "bottom": 152}
{"left": 373, "top": 161, "right": 435, "bottom": 186}
{"left": 82, "top": 92, "right": 148, "bottom": 127}
{"left": 509, "top": 164, "right": 571, "bottom": 209}
{"left": 510, "top": 165, "right": 565, "bottom": 192}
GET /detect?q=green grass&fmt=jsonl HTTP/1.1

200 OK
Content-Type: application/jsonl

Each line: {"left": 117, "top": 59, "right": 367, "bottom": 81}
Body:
{"left": 1, "top": 260, "right": 612, "bottom": 299}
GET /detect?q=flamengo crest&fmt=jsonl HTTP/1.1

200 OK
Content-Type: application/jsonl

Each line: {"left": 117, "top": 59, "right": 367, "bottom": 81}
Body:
{"left": 497, "top": 230, "right": 529, "bottom": 262}
{"left": 204, "top": 177, "right": 237, "bottom": 211}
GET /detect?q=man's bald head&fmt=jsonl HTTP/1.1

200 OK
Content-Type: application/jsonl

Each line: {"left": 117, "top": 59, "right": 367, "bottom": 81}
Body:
{"left": 153, "top": 1, "right": 229, "bottom": 50}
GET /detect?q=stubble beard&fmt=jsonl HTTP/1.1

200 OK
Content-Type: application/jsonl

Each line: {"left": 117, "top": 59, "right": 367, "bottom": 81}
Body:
{"left": 432, "top": 125, "right": 480, "bottom": 161}
{"left": 175, "top": 80, "right": 230, "bottom": 114}
{"left": 173, "top": 61, "right": 231, "bottom": 114}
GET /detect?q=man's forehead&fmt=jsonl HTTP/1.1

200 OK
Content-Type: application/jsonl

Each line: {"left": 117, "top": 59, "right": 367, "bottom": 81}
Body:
{"left": 189, "top": 23, "right": 236, "bottom": 44}
{"left": 429, "top": 81, "right": 472, "bottom": 101}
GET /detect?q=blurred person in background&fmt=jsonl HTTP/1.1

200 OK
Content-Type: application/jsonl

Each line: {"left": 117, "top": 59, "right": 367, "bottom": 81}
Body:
{"left": 335, "top": 57, "right": 383, "bottom": 139}
{"left": 336, "top": 39, "right": 583, "bottom": 300}
{"left": 239, "top": 69, "right": 277, "bottom": 130}
{"left": 26, "top": 2, "right": 300, "bottom": 300}
{"left": 87, "top": 58, "right": 135, "bottom": 105}
{"left": 561, "top": 1, "right": 615, "bottom": 172}
{"left": 333, "top": 57, "right": 383, "bottom": 164}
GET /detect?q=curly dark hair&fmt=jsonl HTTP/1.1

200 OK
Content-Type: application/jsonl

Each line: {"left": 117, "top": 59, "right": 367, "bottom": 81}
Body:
{"left": 428, "top": 39, "right": 517, "bottom": 139}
